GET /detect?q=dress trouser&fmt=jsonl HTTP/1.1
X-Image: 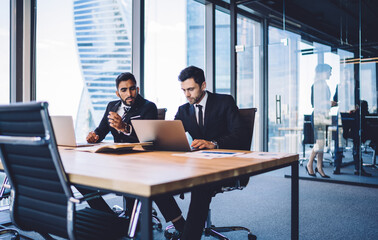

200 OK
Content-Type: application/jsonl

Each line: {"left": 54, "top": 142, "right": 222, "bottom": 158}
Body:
{"left": 155, "top": 185, "right": 214, "bottom": 240}
{"left": 76, "top": 186, "right": 183, "bottom": 222}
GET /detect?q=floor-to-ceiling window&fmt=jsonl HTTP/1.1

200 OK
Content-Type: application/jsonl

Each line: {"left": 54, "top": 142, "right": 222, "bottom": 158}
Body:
{"left": 0, "top": 1, "right": 10, "bottom": 104}
{"left": 144, "top": 0, "right": 205, "bottom": 119}
{"left": 236, "top": 15, "right": 260, "bottom": 109}
{"left": 36, "top": 0, "right": 132, "bottom": 141}
{"left": 236, "top": 15, "right": 261, "bottom": 150}
{"left": 215, "top": 9, "right": 230, "bottom": 95}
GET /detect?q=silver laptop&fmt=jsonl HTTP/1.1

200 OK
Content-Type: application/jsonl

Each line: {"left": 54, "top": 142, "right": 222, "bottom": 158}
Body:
{"left": 131, "top": 120, "right": 195, "bottom": 151}
{"left": 50, "top": 116, "right": 93, "bottom": 147}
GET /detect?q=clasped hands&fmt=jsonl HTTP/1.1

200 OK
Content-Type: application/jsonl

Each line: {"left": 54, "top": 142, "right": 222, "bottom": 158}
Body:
{"left": 86, "top": 112, "right": 128, "bottom": 143}
{"left": 191, "top": 139, "right": 216, "bottom": 149}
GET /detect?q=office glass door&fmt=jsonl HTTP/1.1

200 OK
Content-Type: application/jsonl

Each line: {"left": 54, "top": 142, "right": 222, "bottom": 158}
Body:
{"left": 267, "top": 28, "right": 301, "bottom": 153}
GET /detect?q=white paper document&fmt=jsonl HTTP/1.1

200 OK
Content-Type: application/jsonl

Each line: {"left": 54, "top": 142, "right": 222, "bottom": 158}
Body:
{"left": 172, "top": 150, "right": 244, "bottom": 159}
{"left": 236, "top": 152, "right": 287, "bottom": 159}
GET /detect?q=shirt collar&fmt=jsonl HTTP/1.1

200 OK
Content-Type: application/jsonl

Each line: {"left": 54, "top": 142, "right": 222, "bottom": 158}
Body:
{"left": 121, "top": 102, "right": 131, "bottom": 111}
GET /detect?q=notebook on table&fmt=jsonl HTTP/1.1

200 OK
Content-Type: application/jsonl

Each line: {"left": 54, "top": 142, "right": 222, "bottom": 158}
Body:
{"left": 131, "top": 120, "right": 197, "bottom": 151}
{"left": 50, "top": 116, "right": 94, "bottom": 147}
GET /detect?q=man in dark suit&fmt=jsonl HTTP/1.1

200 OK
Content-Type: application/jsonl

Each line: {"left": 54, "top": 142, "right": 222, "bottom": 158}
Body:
{"left": 164, "top": 66, "right": 247, "bottom": 240}
{"left": 82, "top": 72, "right": 158, "bottom": 215}
{"left": 86, "top": 72, "right": 157, "bottom": 144}
{"left": 83, "top": 73, "right": 184, "bottom": 227}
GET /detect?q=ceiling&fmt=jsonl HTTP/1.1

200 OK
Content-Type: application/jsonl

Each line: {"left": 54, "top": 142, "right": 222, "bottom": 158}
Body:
{"left": 240, "top": 0, "right": 378, "bottom": 57}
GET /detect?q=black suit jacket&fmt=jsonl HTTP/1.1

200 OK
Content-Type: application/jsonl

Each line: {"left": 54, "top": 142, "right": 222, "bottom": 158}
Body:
{"left": 174, "top": 91, "right": 247, "bottom": 150}
{"left": 94, "top": 94, "right": 157, "bottom": 143}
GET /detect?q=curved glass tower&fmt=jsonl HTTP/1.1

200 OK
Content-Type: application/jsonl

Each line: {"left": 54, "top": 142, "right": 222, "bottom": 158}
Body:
{"left": 73, "top": 0, "right": 132, "bottom": 140}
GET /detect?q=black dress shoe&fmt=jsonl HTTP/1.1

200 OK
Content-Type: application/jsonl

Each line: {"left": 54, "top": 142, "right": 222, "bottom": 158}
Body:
{"left": 164, "top": 225, "right": 182, "bottom": 240}
{"left": 354, "top": 169, "right": 372, "bottom": 177}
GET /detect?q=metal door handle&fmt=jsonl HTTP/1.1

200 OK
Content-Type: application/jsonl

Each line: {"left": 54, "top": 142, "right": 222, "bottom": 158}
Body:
{"left": 276, "top": 95, "right": 281, "bottom": 124}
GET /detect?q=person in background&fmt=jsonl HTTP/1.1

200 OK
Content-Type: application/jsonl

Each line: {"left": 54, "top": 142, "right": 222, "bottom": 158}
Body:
{"left": 306, "top": 64, "right": 336, "bottom": 178}
{"left": 348, "top": 100, "right": 372, "bottom": 177}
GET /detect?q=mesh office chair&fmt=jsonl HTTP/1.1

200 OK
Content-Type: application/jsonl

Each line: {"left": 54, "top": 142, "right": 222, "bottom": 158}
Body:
{"left": 203, "top": 108, "right": 257, "bottom": 240}
{"left": 0, "top": 102, "right": 128, "bottom": 240}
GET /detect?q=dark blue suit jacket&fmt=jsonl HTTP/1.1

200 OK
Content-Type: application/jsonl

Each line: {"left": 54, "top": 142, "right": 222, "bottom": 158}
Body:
{"left": 94, "top": 94, "right": 157, "bottom": 143}
{"left": 174, "top": 91, "right": 247, "bottom": 150}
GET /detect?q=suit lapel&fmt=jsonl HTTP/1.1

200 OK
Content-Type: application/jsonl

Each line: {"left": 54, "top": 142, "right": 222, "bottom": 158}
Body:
{"left": 111, "top": 101, "right": 122, "bottom": 112}
{"left": 204, "top": 91, "right": 215, "bottom": 135}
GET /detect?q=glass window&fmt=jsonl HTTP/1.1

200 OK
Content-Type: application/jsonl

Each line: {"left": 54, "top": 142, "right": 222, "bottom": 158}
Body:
{"left": 0, "top": 1, "right": 10, "bottom": 104}
{"left": 215, "top": 9, "right": 230, "bottom": 94}
{"left": 236, "top": 15, "right": 260, "bottom": 109}
{"left": 144, "top": 0, "right": 205, "bottom": 119}
{"left": 360, "top": 62, "right": 377, "bottom": 113}
{"left": 36, "top": 0, "right": 132, "bottom": 142}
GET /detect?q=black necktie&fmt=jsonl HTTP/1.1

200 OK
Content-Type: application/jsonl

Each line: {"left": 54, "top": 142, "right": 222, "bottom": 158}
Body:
{"left": 196, "top": 104, "right": 204, "bottom": 128}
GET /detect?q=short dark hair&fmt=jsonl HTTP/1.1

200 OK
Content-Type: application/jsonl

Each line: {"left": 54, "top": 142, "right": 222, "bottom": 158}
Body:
{"left": 178, "top": 66, "right": 205, "bottom": 86}
{"left": 115, "top": 72, "right": 136, "bottom": 89}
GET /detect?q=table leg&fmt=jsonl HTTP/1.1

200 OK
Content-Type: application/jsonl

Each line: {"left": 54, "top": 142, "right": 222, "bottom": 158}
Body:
{"left": 140, "top": 197, "right": 153, "bottom": 240}
{"left": 291, "top": 161, "right": 299, "bottom": 240}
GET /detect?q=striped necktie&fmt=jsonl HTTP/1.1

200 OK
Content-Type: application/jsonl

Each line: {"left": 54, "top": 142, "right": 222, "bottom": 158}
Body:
{"left": 122, "top": 106, "right": 131, "bottom": 122}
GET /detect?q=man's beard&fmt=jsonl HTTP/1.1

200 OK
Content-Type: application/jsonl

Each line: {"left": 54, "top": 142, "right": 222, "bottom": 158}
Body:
{"left": 121, "top": 97, "right": 135, "bottom": 106}
{"left": 189, "top": 90, "right": 205, "bottom": 104}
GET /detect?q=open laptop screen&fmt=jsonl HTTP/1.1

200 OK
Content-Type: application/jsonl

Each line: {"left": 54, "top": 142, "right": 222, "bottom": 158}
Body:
{"left": 132, "top": 120, "right": 193, "bottom": 151}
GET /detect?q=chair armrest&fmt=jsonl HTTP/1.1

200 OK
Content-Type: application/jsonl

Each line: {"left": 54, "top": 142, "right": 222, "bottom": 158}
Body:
{"left": 69, "top": 191, "right": 102, "bottom": 204}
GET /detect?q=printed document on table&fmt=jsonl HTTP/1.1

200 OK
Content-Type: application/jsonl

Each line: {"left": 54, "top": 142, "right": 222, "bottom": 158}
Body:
{"left": 172, "top": 151, "right": 244, "bottom": 159}
{"left": 236, "top": 152, "right": 289, "bottom": 159}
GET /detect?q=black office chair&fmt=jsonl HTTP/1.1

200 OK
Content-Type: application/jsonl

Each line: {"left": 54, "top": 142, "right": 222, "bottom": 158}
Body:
{"left": 363, "top": 116, "right": 378, "bottom": 168}
{"left": 157, "top": 108, "right": 167, "bottom": 121}
{"left": 0, "top": 173, "right": 20, "bottom": 239}
{"left": 299, "top": 115, "right": 315, "bottom": 166}
{"left": 0, "top": 102, "right": 128, "bottom": 240}
{"left": 202, "top": 108, "right": 257, "bottom": 240}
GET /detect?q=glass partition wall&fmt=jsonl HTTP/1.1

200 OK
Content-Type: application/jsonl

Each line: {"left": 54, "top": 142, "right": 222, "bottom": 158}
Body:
{"left": 267, "top": 0, "right": 377, "bottom": 183}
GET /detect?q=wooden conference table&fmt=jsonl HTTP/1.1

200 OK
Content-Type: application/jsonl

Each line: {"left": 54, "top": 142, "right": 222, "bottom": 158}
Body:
{"left": 58, "top": 147, "right": 299, "bottom": 240}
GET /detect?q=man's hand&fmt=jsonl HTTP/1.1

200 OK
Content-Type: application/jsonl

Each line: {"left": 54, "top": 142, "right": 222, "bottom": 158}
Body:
{"left": 191, "top": 139, "right": 216, "bottom": 149}
{"left": 86, "top": 131, "right": 99, "bottom": 143}
{"left": 108, "top": 111, "right": 127, "bottom": 132}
